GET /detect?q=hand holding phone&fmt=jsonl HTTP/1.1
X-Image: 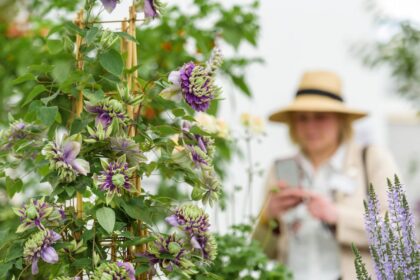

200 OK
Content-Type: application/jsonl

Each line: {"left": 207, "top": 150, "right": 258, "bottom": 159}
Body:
{"left": 274, "top": 158, "right": 300, "bottom": 188}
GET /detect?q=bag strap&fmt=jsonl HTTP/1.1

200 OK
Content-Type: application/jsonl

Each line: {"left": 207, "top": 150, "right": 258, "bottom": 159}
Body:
{"left": 361, "top": 145, "right": 370, "bottom": 196}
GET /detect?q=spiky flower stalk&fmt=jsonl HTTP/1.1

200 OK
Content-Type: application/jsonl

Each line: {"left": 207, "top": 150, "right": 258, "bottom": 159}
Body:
{"left": 352, "top": 244, "right": 372, "bottom": 280}
{"left": 23, "top": 230, "right": 61, "bottom": 275}
{"left": 353, "top": 176, "right": 419, "bottom": 280}
{"left": 13, "top": 198, "right": 62, "bottom": 233}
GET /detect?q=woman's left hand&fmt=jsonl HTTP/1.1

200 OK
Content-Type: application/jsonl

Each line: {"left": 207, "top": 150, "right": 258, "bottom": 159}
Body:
{"left": 306, "top": 192, "right": 338, "bottom": 225}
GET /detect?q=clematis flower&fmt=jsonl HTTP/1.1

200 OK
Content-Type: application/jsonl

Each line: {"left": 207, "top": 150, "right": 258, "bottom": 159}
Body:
{"left": 110, "top": 137, "right": 145, "bottom": 165}
{"left": 165, "top": 205, "right": 217, "bottom": 261}
{"left": 23, "top": 230, "right": 61, "bottom": 275}
{"left": 0, "top": 119, "right": 44, "bottom": 151}
{"left": 91, "top": 262, "right": 135, "bottom": 280}
{"left": 95, "top": 155, "right": 136, "bottom": 203}
{"left": 86, "top": 99, "right": 127, "bottom": 129}
{"left": 42, "top": 129, "right": 90, "bottom": 183}
{"left": 190, "top": 233, "right": 217, "bottom": 261}
{"left": 117, "top": 262, "right": 135, "bottom": 280}
{"left": 164, "top": 48, "right": 223, "bottom": 112}
{"left": 143, "top": 234, "right": 196, "bottom": 275}
{"left": 165, "top": 204, "right": 210, "bottom": 238}
{"left": 100, "top": 0, "right": 119, "bottom": 13}
{"left": 13, "top": 198, "right": 62, "bottom": 233}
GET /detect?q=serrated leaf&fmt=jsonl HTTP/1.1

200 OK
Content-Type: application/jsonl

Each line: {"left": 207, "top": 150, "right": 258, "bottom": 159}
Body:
{"left": 96, "top": 207, "right": 115, "bottom": 234}
{"left": 99, "top": 49, "right": 124, "bottom": 77}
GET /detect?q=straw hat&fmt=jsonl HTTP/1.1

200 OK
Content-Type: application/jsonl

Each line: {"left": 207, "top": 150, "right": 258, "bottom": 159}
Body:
{"left": 268, "top": 70, "right": 367, "bottom": 123}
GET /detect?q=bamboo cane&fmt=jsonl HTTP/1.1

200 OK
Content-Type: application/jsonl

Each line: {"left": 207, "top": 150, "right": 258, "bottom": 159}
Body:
{"left": 126, "top": 6, "right": 149, "bottom": 280}
{"left": 74, "top": 10, "right": 84, "bottom": 221}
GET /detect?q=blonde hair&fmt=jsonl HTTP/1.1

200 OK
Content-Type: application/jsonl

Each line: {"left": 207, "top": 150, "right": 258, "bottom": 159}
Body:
{"left": 286, "top": 112, "right": 353, "bottom": 146}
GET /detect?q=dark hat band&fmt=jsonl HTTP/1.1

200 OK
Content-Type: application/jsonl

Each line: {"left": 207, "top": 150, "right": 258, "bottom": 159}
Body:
{"left": 296, "top": 89, "right": 344, "bottom": 102}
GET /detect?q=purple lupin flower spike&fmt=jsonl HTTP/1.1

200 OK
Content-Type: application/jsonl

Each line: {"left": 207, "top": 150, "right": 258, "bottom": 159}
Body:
{"left": 357, "top": 177, "right": 419, "bottom": 280}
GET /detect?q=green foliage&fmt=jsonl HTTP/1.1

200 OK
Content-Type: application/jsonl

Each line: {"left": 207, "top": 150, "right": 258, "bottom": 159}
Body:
{"left": 352, "top": 244, "right": 371, "bottom": 280}
{"left": 0, "top": 0, "right": 266, "bottom": 279}
{"left": 193, "top": 224, "right": 292, "bottom": 280}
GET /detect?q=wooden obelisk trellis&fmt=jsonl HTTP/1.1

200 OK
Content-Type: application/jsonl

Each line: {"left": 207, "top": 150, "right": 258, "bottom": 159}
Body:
{"left": 70, "top": 6, "right": 148, "bottom": 279}
{"left": 124, "top": 5, "right": 148, "bottom": 272}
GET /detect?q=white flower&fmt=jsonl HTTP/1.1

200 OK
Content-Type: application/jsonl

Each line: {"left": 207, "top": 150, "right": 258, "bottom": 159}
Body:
{"left": 240, "top": 113, "right": 265, "bottom": 135}
{"left": 195, "top": 112, "right": 229, "bottom": 138}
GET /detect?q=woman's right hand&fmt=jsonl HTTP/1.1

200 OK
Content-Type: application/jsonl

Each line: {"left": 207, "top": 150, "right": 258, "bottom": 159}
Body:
{"left": 265, "top": 181, "right": 306, "bottom": 220}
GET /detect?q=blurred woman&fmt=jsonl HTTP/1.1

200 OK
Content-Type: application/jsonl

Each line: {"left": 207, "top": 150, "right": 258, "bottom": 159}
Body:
{"left": 253, "top": 71, "right": 398, "bottom": 280}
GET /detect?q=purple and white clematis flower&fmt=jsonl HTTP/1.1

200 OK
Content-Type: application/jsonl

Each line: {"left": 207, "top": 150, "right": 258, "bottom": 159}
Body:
{"left": 42, "top": 129, "right": 90, "bottom": 182}
{"left": 23, "top": 230, "right": 61, "bottom": 275}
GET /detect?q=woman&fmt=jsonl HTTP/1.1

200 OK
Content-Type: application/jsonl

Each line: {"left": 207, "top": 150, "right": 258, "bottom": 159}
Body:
{"left": 253, "top": 71, "right": 398, "bottom": 280}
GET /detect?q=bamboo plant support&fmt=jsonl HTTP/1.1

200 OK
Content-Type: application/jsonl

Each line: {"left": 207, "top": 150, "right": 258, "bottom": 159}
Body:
{"left": 125, "top": 6, "right": 148, "bottom": 280}
{"left": 74, "top": 10, "right": 85, "bottom": 222}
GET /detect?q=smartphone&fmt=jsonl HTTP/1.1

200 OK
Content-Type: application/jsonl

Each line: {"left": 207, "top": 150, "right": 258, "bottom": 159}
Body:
{"left": 274, "top": 158, "right": 300, "bottom": 188}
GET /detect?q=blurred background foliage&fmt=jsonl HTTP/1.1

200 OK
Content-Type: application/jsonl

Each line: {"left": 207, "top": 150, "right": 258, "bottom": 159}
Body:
{"left": 354, "top": 0, "right": 420, "bottom": 107}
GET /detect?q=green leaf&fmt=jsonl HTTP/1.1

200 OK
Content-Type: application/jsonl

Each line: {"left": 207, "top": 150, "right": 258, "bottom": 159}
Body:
{"left": 99, "top": 49, "right": 124, "bottom": 77}
{"left": 231, "top": 74, "right": 252, "bottom": 96}
{"left": 5, "top": 177, "right": 23, "bottom": 198}
{"left": 12, "top": 73, "right": 35, "bottom": 85}
{"left": 47, "top": 40, "right": 63, "bottom": 54}
{"left": 0, "top": 262, "right": 13, "bottom": 279}
{"left": 115, "top": 32, "right": 139, "bottom": 44}
{"left": 85, "top": 27, "right": 99, "bottom": 45}
{"left": 151, "top": 125, "right": 180, "bottom": 137}
{"left": 171, "top": 108, "right": 186, "bottom": 117}
{"left": 38, "top": 106, "right": 58, "bottom": 126}
{"left": 23, "top": 85, "right": 46, "bottom": 106}
{"left": 52, "top": 60, "right": 72, "bottom": 84}
{"left": 96, "top": 207, "right": 115, "bottom": 234}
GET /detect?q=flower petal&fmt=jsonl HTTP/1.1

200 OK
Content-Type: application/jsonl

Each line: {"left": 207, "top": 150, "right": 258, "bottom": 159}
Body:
{"left": 144, "top": 0, "right": 158, "bottom": 18}
{"left": 50, "top": 230, "right": 62, "bottom": 242}
{"left": 168, "top": 70, "right": 181, "bottom": 87}
{"left": 31, "top": 257, "right": 39, "bottom": 275}
{"left": 71, "top": 159, "right": 90, "bottom": 175}
{"left": 190, "top": 236, "right": 202, "bottom": 249}
{"left": 63, "top": 141, "right": 81, "bottom": 163}
{"left": 165, "top": 215, "right": 180, "bottom": 227}
{"left": 100, "top": 0, "right": 118, "bottom": 13}
{"left": 41, "top": 246, "right": 59, "bottom": 264}
{"left": 55, "top": 129, "right": 68, "bottom": 147}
